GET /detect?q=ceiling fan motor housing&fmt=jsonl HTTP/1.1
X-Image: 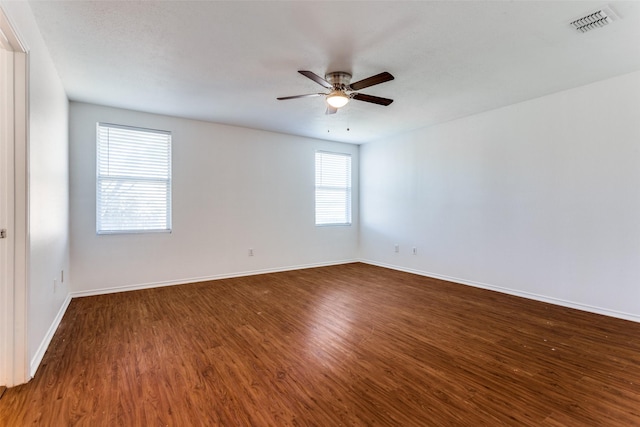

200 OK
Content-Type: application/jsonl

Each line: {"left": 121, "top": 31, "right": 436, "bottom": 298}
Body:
{"left": 325, "top": 72, "right": 352, "bottom": 90}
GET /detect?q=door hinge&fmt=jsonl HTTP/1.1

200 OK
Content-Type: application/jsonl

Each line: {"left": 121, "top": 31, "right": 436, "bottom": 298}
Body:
{"left": 0, "top": 229, "right": 6, "bottom": 239}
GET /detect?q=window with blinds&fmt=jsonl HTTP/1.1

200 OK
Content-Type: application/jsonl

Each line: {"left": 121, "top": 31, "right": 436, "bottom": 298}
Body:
{"left": 96, "top": 123, "right": 172, "bottom": 234}
{"left": 315, "top": 151, "right": 352, "bottom": 226}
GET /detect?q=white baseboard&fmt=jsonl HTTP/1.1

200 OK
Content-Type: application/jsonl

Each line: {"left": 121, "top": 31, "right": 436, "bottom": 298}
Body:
{"left": 359, "top": 259, "right": 640, "bottom": 323}
{"left": 30, "top": 293, "right": 72, "bottom": 378}
{"left": 70, "top": 259, "right": 359, "bottom": 298}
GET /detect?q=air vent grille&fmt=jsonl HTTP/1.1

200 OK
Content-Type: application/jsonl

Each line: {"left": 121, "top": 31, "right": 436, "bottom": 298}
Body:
{"left": 570, "top": 10, "right": 612, "bottom": 33}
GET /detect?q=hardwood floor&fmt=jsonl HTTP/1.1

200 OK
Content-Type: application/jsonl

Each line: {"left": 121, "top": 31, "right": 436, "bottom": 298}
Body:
{"left": 1, "top": 263, "right": 639, "bottom": 426}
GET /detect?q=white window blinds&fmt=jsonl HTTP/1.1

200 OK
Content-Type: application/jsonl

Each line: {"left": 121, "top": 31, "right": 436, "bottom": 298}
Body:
{"left": 97, "top": 123, "right": 172, "bottom": 234}
{"left": 315, "top": 151, "right": 352, "bottom": 226}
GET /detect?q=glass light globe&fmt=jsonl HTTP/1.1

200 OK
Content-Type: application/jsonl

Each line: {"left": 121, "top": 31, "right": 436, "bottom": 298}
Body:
{"left": 326, "top": 91, "right": 350, "bottom": 108}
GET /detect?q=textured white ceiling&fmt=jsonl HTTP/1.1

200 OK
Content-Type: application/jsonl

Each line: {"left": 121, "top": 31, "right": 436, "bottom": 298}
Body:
{"left": 28, "top": 1, "right": 640, "bottom": 144}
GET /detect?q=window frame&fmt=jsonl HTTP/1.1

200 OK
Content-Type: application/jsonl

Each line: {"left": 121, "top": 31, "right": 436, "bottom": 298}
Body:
{"left": 315, "top": 150, "right": 352, "bottom": 227}
{"left": 96, "top": 122, "right": 172, "bottom": 235}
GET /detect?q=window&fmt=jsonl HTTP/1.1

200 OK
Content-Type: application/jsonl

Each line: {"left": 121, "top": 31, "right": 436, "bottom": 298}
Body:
{"left": 97, "top": 123, "right": 172, "bottom": 234}
{"left": 315, "top": 151, "right": 352, "bottom": 226}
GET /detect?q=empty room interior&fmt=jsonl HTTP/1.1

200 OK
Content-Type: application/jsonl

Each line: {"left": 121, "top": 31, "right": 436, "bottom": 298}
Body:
{"left": 1, "top": 1, "right": 639, "bottom": 425}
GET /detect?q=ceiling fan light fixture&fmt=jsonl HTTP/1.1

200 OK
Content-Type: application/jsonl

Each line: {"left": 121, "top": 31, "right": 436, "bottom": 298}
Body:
{"left": 326, "top": 90, "right": 350, "bottom": 108}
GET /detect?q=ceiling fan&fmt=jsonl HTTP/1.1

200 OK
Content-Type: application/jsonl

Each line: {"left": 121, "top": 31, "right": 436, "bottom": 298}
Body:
{"left": 277, "top": 70, "right": 394, "bottom": 114}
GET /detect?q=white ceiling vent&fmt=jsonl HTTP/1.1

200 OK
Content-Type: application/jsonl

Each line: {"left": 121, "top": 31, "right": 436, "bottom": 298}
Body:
{"left": 570, "top": 7, "right": 619, "bottom": 33}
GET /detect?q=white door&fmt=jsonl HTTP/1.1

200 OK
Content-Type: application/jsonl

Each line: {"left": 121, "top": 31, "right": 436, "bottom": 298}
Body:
{"left": 0, "top": 6, "right": 28, "bottom": 387}
{"left": 0, "top": 23, "right": 14, "bottom": 390}
{"left": 0, "top": 16, "right": 16, "bottom": 388}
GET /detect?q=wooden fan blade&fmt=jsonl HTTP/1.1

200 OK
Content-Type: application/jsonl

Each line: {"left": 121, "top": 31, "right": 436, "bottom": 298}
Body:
{"left": 277, "top": 93, "right": 324, "bottom": 100}
{"left": 326, "top": 106, "right": 338, "bottom": 115}
{"left": 298, "top": 70, "right": 333, "bottom": 89}
{"left": 349, "top": 72, "right": 394, "bottom": 91}
{"left": 352, "top": 93, "right": 394, "bottom": 106}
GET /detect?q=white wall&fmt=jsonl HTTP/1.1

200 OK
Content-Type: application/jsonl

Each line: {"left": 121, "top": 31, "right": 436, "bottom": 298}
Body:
{"left": 360, "top": 70, "right": 640, "bottom": 322}
{"left": 69, "top": 102, "right": 358, "bottom": 294}
{"left": 0, "top": 1, "right": 71, "bottom": 374}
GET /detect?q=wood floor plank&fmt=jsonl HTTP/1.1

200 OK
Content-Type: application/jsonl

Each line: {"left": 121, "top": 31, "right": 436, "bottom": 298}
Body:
{"left": 1, "top": 263, "right": 639, "bottom": 425}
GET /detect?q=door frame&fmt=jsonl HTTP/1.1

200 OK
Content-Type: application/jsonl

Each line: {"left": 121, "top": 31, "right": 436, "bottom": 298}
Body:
{"left": 0, "top": 6, "right": 29, "bottom": 387}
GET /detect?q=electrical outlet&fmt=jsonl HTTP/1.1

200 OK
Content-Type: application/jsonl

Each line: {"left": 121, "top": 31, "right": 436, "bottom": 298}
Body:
{"left": 61, "top": 270, "right": 64, "bottom": 283}
{"left": 394, "top": 244, "right": 399, "bottom": 253}
{"left": 412, "top": 247, "right": 417, "bottom": 255}
{"left": 248, "top": 248, "right": 254, "bottom": 256}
